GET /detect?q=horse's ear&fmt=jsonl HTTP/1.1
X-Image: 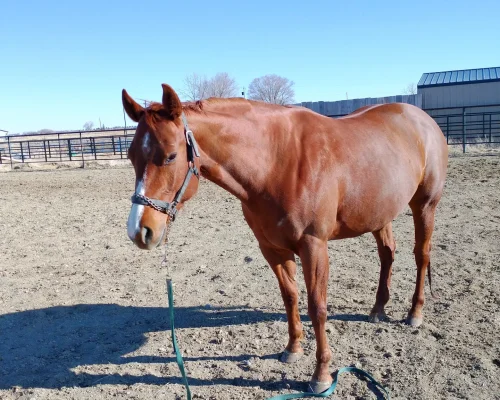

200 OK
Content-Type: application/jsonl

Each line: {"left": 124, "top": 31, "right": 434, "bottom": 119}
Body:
{"left": 122, "top": 89, "right": 144, "bottom": 122}
{"left": 161, "top": 84, "right": 182, "bottom": 120}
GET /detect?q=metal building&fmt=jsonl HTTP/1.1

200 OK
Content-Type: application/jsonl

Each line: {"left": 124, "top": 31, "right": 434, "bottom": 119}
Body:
{"left": 417, "top": 67, "right": 500, "bottom": 146}
{"left": 418, "top": 67, "right": 500, "bottom": 109}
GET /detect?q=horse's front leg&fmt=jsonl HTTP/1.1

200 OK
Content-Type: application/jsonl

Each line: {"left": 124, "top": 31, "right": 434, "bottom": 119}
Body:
{"left": 298, "top": 235, "right": 332, "bottom": 393}
{"left": 259, "top": 244, "right": 304, "bottom": 362}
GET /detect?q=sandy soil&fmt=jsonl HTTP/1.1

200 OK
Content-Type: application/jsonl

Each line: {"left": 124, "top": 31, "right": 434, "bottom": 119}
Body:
{"left": 1, "top": 155, "right": 499, "bottom": 400}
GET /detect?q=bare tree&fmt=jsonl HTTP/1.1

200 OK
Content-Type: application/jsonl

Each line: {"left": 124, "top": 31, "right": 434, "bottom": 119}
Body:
{"left": 403, "top": 83, "right": 417, "bottom": 95}
{"left": 180, "top": 73, "right": 209, "bottom": 101}
{"left": 206, "top": 72, "right": 239, "bottom": 98}
{"left": 37, "top": 129, "right": 54, "bottom": 134}
{"left": 180, "top": 72, "right": 239, "bottom": 101}
{"left": 248, "top": 74, "right": 295, "bottom": 105}
{"left": 83, "top": 121, "right": 94, "bottom": 131}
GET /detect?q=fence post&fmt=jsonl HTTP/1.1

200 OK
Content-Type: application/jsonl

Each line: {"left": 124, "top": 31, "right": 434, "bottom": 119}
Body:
{"left": 482, "top": 113, "right": 485, "bottom": 140}
{"left": 80, "top": 131, "right": 85, "bottom": 168}
{"left": 43, "top": 140, "right": 48, "bottom": 162}
{"left": 27, "top": 141, "right": 31, "bottom": 159}
{"left": 93, "top": 138, "right": 97, "bottom": 160}
{"left": 462, "top": 108, "right": 466, "bottom": 153}
{"left": 446, "top": 116, "right": 449, "bottom": 144}
{"left": 20, "top": 142, "right": 25, "bottom": 162}
{"left": 68, "top": 139, "right": 72, "bottom": 161}
{"left": 112, "top": 136, "right": 116, "bottom": 155}
{"left": 7, "top": 136, "right": 12, "bottom": 168}
{"left": 489, "top": 114, "right": 492, "bottom": 144}
{"left": 0, "top": 149, "right": 2, "bottom": 164}
{"left": 58, "top": 133, "right": 62, "bottom": 161}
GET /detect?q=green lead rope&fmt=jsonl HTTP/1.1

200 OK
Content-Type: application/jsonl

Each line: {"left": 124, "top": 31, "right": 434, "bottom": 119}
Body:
{"left": 266, "top": 366, "right": 390, "bottom": 399}
{"left": 167, "top": 278, "right": 389, "bottom": 400}
{"left": 167, "top": 278, "right": 192, "bottom": 400}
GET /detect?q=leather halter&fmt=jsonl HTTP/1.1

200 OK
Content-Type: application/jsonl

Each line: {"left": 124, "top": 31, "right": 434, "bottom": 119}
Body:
{"left": 130, "top": 113, "right": 200, "bottom": 221}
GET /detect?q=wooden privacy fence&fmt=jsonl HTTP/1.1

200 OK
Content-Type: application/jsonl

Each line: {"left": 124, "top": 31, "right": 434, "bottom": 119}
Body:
{"left": 0, "top": 129, "right": 136, "bottom": 168}
{"left": 296, "top": 94, "right": 423, "bottom": 117}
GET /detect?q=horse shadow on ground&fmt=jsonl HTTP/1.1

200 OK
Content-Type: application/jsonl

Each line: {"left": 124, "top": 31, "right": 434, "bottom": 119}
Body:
{"left": 0, "top": 303, "right": 381, "bottom": 394}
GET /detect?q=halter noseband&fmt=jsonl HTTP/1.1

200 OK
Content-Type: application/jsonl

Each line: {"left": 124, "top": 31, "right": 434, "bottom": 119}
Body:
{"left": 130, "top": 113, "right": 200, "bottom": 221}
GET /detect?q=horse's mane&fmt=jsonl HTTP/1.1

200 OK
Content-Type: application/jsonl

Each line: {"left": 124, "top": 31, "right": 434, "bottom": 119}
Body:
{"left": 145, "top": 97, "right": 293, "bottom": 119}
{"left": 182, "top": 100, "right": 205, "bottom": 114}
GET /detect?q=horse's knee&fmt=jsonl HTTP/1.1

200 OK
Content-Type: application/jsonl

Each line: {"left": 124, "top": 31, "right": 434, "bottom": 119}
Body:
{"left": 307, "top": 300, "right": 327, "bottom": 323}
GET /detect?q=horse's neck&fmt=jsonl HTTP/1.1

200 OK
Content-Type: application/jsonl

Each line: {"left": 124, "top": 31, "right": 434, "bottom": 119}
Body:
{"left": 189, "top": 112, "right": 266, "bottom": 202}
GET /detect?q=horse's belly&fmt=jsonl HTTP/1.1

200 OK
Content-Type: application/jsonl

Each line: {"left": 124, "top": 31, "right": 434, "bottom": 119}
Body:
{"left": 332, "top": 170, "right": 419, "bottom": 237}
{"left": 331, "top": 199, "right": 405, "bottom": 239}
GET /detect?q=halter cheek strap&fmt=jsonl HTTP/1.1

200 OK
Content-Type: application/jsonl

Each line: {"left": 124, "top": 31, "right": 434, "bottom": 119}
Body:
{"left": 130, "top": 112, "right": 200, "bottom": 221}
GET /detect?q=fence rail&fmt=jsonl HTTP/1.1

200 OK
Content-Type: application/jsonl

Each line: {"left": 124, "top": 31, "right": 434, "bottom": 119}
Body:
{"left": 0, "top": 130, "right": 134, "bottom": 167}
{"left": 1, "top": 111, "right": 500, "bottom": 167}
{"left": 432, "top": 111, "right": 500, "bottom": 152}
{"left": 328, "top": 110, "right": 500, "bottom": 153}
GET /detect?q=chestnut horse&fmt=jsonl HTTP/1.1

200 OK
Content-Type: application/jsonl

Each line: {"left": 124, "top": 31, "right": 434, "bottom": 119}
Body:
{"left": 123, "top": 84, "right": 448, "bottom": 392}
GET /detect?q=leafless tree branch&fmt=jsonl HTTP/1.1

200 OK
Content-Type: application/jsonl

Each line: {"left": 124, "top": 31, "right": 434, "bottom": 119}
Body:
{"left": 83, "top": 121, "right": 94, "bottom": 131}
{"left": 180, "top": 72, "right": 238, "bottom": 101}
{"left": 403, "top": 83, "right": 417, "bottom": 95}
{"left": 248, "top": 74, "right": 295, "bottom": 105}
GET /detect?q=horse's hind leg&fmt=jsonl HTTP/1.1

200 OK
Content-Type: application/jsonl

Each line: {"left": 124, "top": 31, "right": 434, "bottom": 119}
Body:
{"left": 369, "top": 222, "right": 396, "bottom": 323}
{"left": 407, "top": 199, "right": 439, "bottom": 327}
{"left": 259, "top": 244, "right": 304, "bottom": 362}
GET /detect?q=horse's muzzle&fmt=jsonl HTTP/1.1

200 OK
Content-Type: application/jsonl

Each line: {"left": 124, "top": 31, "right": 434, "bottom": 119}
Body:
{"left": 131, "top": 225, "right": 166, "bottom": 250}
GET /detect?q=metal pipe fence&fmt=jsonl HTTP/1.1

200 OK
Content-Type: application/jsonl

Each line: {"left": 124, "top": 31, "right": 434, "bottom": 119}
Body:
{"left": 0, "top": 129, "right": 135, "bottom": 168}
{"left": 327, "top": 110, "right": 500, "bottom": 153}
{"left": 1, "top": 110, "right": 499, "bottom": 168}
{"left": 432, "top": 111, "right": 500, "bottom": 152}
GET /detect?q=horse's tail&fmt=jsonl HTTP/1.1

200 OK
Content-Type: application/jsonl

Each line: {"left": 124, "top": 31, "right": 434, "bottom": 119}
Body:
{"left": 428, "top": 262, "right": 439, "bottom": 300}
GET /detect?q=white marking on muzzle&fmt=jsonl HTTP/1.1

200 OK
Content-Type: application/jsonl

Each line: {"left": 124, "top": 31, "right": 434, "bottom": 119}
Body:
{"left": 127, "top": 133, "right": 150, "bottom": 241}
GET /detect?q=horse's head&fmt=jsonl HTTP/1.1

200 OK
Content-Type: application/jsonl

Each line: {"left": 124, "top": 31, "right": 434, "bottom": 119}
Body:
{"left": 123, "top": 84, "right": 200, "bottom": 250}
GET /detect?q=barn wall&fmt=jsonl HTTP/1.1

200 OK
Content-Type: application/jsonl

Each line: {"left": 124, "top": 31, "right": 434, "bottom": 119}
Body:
{"left": 419, "top": 81, "right": 500, "bottom": 109}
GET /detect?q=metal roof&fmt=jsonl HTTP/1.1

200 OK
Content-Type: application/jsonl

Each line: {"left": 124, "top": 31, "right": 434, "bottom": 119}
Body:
{"left": 418, "top": 67, "right": 500, "bottom": 88}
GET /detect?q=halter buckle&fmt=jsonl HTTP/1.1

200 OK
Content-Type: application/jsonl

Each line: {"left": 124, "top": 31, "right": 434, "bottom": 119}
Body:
{"left": 186, "top": 130, "right": 200, "bottom": 157}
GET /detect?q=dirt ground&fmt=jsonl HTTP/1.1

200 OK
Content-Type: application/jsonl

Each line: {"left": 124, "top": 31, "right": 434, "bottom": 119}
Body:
{"left": 1, "top": 154, "right": 499, "bottom": 400}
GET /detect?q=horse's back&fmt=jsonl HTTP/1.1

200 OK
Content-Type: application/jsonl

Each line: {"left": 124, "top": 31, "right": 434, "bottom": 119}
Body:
{"left": 365, "top": 103, "right": 448, "bottom": 199}
{"left": 338, "top": 102, "right": 447, "bottom": 174}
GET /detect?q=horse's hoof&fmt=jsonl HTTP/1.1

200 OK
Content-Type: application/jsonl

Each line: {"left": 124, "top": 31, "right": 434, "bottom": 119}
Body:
{"left": 406, "top": 315, "right": 423, "bottom": 327}
{"left": 368, "top": 311, "right": 387, "bottom": 323}
{"left": 308, "top": 379, "right": 332, "bottom": 394}
{"left": 280, "top": 350, "right": 303, "bottom": 363}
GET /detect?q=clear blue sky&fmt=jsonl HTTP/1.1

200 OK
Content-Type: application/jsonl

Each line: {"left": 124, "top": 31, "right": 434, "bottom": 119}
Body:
{"left": 1, "top": 0, "right": 499, "bottom": 134}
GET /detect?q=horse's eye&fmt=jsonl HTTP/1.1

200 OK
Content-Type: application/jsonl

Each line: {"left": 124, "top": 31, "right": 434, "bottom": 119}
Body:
{"left": 164, "top": 152, "right": 177, "bottom": 165}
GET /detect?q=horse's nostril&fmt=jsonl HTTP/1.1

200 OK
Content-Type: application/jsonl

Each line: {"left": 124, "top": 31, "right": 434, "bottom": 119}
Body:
{"left": 141, "top": 226, "right": 153, "bottom": 245}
